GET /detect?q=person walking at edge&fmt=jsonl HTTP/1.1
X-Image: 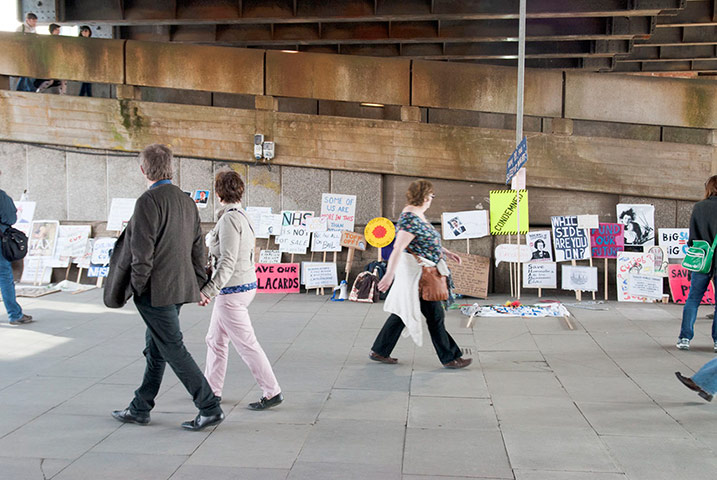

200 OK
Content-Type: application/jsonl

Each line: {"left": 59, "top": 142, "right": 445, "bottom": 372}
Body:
{"left": 199, "top": 170, "right": 283, "bottom": 410}
{"left": 111, "top": 144, "right": 223, "bottom": 431}
{"left": 0, "top": 174, "right": 32, "bottom": 326}
{"left": 676, "top": 175, "right": 717, "bottom": 352}
{"left": 369, "top": 179, "right": 472, "bottom": 369}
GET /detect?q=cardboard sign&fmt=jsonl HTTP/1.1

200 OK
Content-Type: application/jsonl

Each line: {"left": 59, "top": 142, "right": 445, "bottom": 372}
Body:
{"left": 616, "top": 251, "right": 655, "bottom": 302}
{"left": 107, "top": 198, "right": 137, "bottom": 231}
{"left": 364, "top": 217, "right": 396, "bottom": 248}
{"left": 668, "top": 264, "right": 715, "bottom": 304}
{"left": 306, "top": 216, "right": 328, "bottom": 233}
{"left": 551, "top": 216, "right": 591, "bottom": 262}
{"left": 628, "top": 274, "right": 663, "bottom": 299}
{"left": 561, "top": 265, "right": 598, "bottom": 292}
{"left": 645, "top": 245, "right": 668, "bottom": 277}
{"left": 74, "top": 238, "right": 94, "bottom": 268}
{"left": 617, "top": 204, "right": 655, "bottom": 248}
{"left": 523, "top": 262, "right": 557, "bottom": 289}
{"left": 340, "top": 231, "right": 366, "bottom": 251}
{"left": 259, "top": 250, "right": 282, "bottom": 263}
{"left": 505, "top": 136, "right": 528, "bottom": 184}
{"left": 20, "top": 257, "right": 53, "bottom": 284}
{"left": 246, "top": 206, "right": 272, "bottom": 238}
{"left": 577, "top": 215, "right": 599, "bottom": 230}
{"left": 302, "top": 262, "right": 339, "bottom": 289}
{"left": 282, "top": 210, "right": 314, "bottom": 227}
{"left": 55, "top": 225, "right": 91, "bottom": 258}
{"left": 255, "top": 263, "right": 300, "bottom": 293}
{"left": 489, "top": 190, "right": 528, "bottom": 235}
{"left": 441, "top": 210, "right": 489, "bottom": 240}
{"left": 658, "top": 228, "right": 689, "bottom": 259}
{"left": 590, "top": 223, "right": 624, "bottom": 259}
{"left": 494, "top": 244, "right": 531, "bottom": 267}
{"left": 91, "top": 238, "right": 117, "bottom": 265}
{"left": 258, "top": 213, "right": 283, "bottom": 238}
{"left": 276, "top": 226, "right": 310, "bottom": 254}
{"left": 446, "top": 253, "right": 489, "bottom": 299}
{"left": 88, "top": 264, "right": 110, "bottom": 278}
{"left": 526, "top": 230, "right": 553, "bottom": 262}
{"left": 12, "top": 201, "right": 36, "bottom": 236}
{"left": 28, "top": 220, "right": 59, "bottom": 258}
{"left": 311, "top": 231, "right": 342, "bottom": 252}
{"left": 321, "top": 193, "right": 357, "bottom": 232}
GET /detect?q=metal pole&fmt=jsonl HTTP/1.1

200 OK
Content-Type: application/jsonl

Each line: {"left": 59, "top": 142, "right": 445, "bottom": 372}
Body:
{"left": 514, "top": 0, "right": 526, "bottom": 299}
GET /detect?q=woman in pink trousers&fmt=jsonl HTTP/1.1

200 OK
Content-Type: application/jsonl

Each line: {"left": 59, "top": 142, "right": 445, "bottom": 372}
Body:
{"left": 199, "top": 170, "right": 283, "bottom": 410}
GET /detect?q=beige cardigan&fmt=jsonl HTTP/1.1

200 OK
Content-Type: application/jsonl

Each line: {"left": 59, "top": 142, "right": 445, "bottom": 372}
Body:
{"left": 201, "top": 202, "right": 257, "bottom": 298}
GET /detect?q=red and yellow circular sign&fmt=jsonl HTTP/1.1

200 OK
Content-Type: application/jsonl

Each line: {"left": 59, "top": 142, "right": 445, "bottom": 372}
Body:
{"left": 364, "top": 217, "right": 396, "bottom": 248}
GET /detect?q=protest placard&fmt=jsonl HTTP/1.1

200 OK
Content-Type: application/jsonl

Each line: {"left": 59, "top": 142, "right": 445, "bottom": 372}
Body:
{"left": 88, "top": 264, "right": 110, "bottom": 278}
{"left": 364, "top": 217, "right": 396, "bottom": 248}
{"left": 577, "top": 215, "right": 599, "bottom": 230}
{"left": 617, "top": 204, "right": 655, "bottom": 249}
{"left": 646, "top": 245, "right": 668, "bottom": 276}
{"left": 523, "top": 262, "right": 557, "bottom": 289}
{"left": 193, "top": 190, "right": 210, "bottom": 209}
{"left": 107, "top": 198, "right": 137, "bottom": 231}
{"left": 590, "top": 223, "right": 624, "bottom": 258}
{"left": 445, "top": 253, "right": 489, "bottom": 299}
{"left": 561, "top": 265, "right": 598, "bottom": 292}
{"left": 551, "top": 216, "right": 591, "bottom": 262}
{"left": 12, "top": 201, "right": 35, "bottom": 236}
{"left": 55, "top": 225, "right": 91, "bottom": 258}
{"left": 246, "top": 206, "right": 272, "bottom": 237}
{"left": 281, "top": 210, "right": 314, "bottom": 227}
{"left": 616, "top": 251, "right": 655, "bottom": 302}
{"left": 28, "top": 221, "right": 59, "bottom": 258}
{"left": 441, "top": 210, "right": 489, "bottom": 240}
{"left": 311, "top": 231, "right": 342, "bottom": 252}
{"left": 340, "top": 231, "right": 367, "bottom": 251}
{"left": 628, "top": 274, "right": 663, "bottom": 299}
{"left": 306, "top": 216, "right": 328, "bottom": 233}
{"left": 276, "top": 225, "right": 310, "bottom": 254}
{"left": 259, "top": 250, "right": 282, "bottom": 263}
{"left": 489, "top": 190, "right": 528, "bottom": 235}
{"left": 321, "top": 193, "right": 356, "bottom": 232}
{"left": 668, "top": 264, "right": 715, "bottom": 304}
{"left": 302, "top": 262, "right": 339, "bottom": 289}
{"left": 255, "top": 263, "right": 300, "bottom": 293}
{"left": 526, "top": 231, "right": 553, "bottom": 262}
{"left": 258, "top": 213, "right": 283, "bottom": 238}
{"left": 494, "top": 244, "right": 531, "bottom": 266}
{"left": 658, "top": 228, "right": 689, "bottom": 259}
{"left": 20, "top": 257, "right": 53, "bottom": 284}
{"left": 91, "top": 238, "right": 117, "bottom": 265}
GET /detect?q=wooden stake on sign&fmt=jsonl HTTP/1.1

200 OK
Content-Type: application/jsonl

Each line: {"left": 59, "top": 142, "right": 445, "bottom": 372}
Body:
{"left": 65, "top": 263, "right": 71, "bottom": 281}
{"left": 508, "top": 234, "right": 514, "bottom": 298}
{"left": 266, "top": 237, "right": 271, "bottom": 250}
{"left": 604, "top": 257, "right": 608, "bottom": 301}
{"left": 320, "top": 252, "right": 327, "bottom": 295}
{"left": 571, "top": 259, "right": 580, "bottom": 301}
{"left": 290, "top": 254, "right": 295, "bottom": 263}
{"left": 516, "top": 189, "right": 521, "bottom": 300}
{"left": 377, "top": 247, "right": 381, "bottom": 262}
{"left": 76, "top": 267, "right": 83, "bottom": 283}
{"left": 589, "top": 257, "right": 596, "bottom": 300}
{"left": 467, "top": 238, "right": 470, "bottom": 255}
{"left": 345, "top": 247, "right": 355, "bottom": 282}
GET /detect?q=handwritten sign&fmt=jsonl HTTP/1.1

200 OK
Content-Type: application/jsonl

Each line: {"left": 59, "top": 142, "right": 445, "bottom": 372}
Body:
{"left": 281, "top": 210, "right": 314, "bottom": 227}
{"left": 312, "top": 231, "right": 342, "bottom": 252}
{"left": 258, "top": 213, "right": 283, "bottom": 238}
{"left": 259, "top": 250, "right": 282, "bottom": 263}
{"left": 494, "top": 244, "right": 531, "bottom": 267}
{"left": 646, "top": 245, "right": 668, "bottom": 277}
{"left": 55, "top": 225, "right": 91, "bottom": 258}
{"left": 276, "top": 226, "right": 310, "bottom": 254}
{"left": 340, "top": 231, "right": 366, "bottom": 251}
{"left": 364, "top": 217, "right": 396, "bottom": 248}
{"left": 91, "top": 238, "right": 117, "bottom": 265}
{"left": 505, "top": 136, "right": 527, "bottom": 184}
{"left": 441, "top": 210, "right": 489, "bottom": 240}
{"left": 590, "top": 223, "right": 624, "bottom": 259}
{"left": 551, "top": 216, "right": 591, "bottom": 262}
{"left": 306, "top": 216, "right": 328, "bottom": 233}
{"left": 255, "top": 263, "right": 300, "bottom": 293}
{"left": 577, "top": 215, "right": 599, "bottom": 230}
{"left": 302, "top": 262, "right": 339, "bottom": 289}
{"left": 321, "top": 193, "right": 356, "bottom": 232}
{"left": 616, "top": 251, "right": 655, "bottom": 302}
{"left": 561, "top": 265, "right": 598, "bottom": 292}
{"left": 446, "top": 253, "right": 489, "bottom": 299}
{"left": 12, "top": 201, "right": 36, "bottom": 236}
{"left": 246, "top": 206, "right": 272, "bottom": 238}
{"left": 658, "top": 228, "right": 689, "bottom": 259}
{"left": 490, "top": 190, "right": 528, "bottom": 235}
{"left": 523, "top": 263, "right": 557, "bottom": 289}
{"left": 668, "top": 264, "right": 715, "bottom": 304}
{"left": 20, "top": 257, "right": 53, "bottom": 284}
{"left": 107, "top": 198, "right": 137, "bottom": 231}
{"left": 628, "top": 274, "right": 663, "bottom": 299}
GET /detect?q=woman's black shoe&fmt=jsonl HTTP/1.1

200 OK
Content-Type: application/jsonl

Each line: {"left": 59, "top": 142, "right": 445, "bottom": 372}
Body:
{"left": 248, "top": 393, "right": 284, "bottom": 410}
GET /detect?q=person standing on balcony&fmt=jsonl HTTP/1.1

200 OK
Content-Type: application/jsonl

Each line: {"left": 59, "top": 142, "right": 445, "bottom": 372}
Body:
{"left": 78, "top": 26, "right": 93, "bottom": 97}
{"left": 14, "top": 13, "right": 37, "bottom": 92}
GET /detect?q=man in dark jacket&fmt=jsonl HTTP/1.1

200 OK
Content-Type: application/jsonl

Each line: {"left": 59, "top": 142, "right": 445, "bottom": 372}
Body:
{"left": 0, "top": 180, "right": 32, "bottom": 326}
{"left": 111, "top": 144, "right": 223, "bottom": 431}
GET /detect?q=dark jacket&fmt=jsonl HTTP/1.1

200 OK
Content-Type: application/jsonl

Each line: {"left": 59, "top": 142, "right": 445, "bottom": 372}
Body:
{"left": 118, "top": 183, "right": 207, "bottom": 307}
{"left": 689, "top": 196, "right": 717, "bottom": 270}
{"left": 0, "top": 189, "right": 17, "bottom": 233}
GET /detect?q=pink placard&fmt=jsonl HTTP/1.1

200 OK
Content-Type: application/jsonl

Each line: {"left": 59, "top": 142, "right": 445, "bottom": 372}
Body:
{"left": 668, "top": 264, "right": 715, "bottom": 304}
{"left": 590, "top": 223, "right": 624, "bottom": 259}
{"left": 255, "top": 263, "right": 300, "bottom": 293}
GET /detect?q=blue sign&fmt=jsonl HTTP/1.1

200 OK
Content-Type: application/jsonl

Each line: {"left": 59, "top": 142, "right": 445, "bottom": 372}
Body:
{"left": 505, "top": 137, "right": 528, "bottom": 184}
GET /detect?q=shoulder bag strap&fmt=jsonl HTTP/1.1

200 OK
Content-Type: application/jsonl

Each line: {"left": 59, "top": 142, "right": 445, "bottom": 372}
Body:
{"left": 225, "top": 208, "right": 254, "bottom": 235}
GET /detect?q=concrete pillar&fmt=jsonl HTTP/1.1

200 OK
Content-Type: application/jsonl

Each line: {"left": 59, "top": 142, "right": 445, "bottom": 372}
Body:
{"left": 0, "top": 75, "right": 10, "bottom": 90}
{"left": 116, "top": 85, "right": 141, "bottom": 100}
{"left": 710, "top": 130, "right": 717, "bottom": 175}
{"left": 400, "top": 106, "right": 421, "bottom": 123}
{"left": 550, "top": 118, "right": 574, "bottom": 136}
{"left": 255, "top": 95, "right": 279, "bottom": 111}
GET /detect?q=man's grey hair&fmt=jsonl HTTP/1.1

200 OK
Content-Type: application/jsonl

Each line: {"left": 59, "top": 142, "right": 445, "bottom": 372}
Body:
{"left": 139, "top": 144, "right": 173, "bottom": 182}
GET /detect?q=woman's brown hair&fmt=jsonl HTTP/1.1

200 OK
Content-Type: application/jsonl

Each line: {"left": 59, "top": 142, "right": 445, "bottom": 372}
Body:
{"left": 405, "top": 179, "right": 434, "bottom": 206}
{"left": 706, "top": 175, "right": 717, "bottom": 199}
{"left": 215, "top": 170, "right": 245, "bottom": 204}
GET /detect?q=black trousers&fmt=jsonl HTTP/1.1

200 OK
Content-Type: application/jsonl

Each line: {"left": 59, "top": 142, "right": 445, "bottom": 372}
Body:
{"left": 371, "top": 299, "right": 462, "bottom": 365}
{"left": 129, "top": 292, "right": 221, "bottom": 417}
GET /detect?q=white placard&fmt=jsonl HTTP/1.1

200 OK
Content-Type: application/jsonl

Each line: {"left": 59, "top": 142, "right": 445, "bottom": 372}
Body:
{"left": 628, "top": 274, "right": 663, "bottom": 299}
{"left": 276, "top": 226, "right": 310, "bottom": 254}
{"left": 28, "top": 220, "right": 59, "bottom": 258}
{"left": 12, "top": 201, "right": 36, "bottom": 236}
{"left": 20, "top": 257, "right": 53, "bottom": 284}
{"left": 246, "top": 206, "right": 271, "bottom": 238}
{"left": 55, "top": 225, "right": 92, "bottom": 258}
{"left": 441, "top": 210, "right": 489, "bottom": 240}
{"left": 321, "top": 193, "right": 356, "bottom": 232}
{"left": 658, "top": 228, "right": 689, "bottom": 259}
{"left": 258, "top": 213, "right": 283, "bottom": 238}
{"left": 561, "top": 265, "right": 598, "bottom": 292}
{"left": 616, "top": 251, "right": 655, "bottom": 302}
{"left": 523, "top": 262, "right": 557, "bottom": 289}
{"left": 311, "top": 231, "right": 342, "bottom": 252}
{"left": 302, "top": 262, "right": 338, "bottom": 289}
{"left": 617, "top": 204, "right": 655, "bottom": 248}
{"left": 74, "top": 238, "right": 94, "bottom": 268}
{"left": 551, "top": 216, "right": 591, "bottom": 262}
{"left": 281, "top": 210, "right": 314, "bottom": 227}
{"left": 306, "top": 216, "right": 328, "bottom": 233}
{"left": 577, "top": 214, "right": 599, "bottom": 230}
{"left": 494, "top": 244, "right": 531, "bottom": 266}
{"left": 259, "top": 250, "right": 282, "bottom": 263}
{"left": 107, "top": 198, "right": 137, "bottom": 231}
{"left": 526, "top": 230, "right": 553, "bottom": 262}
{"left": 91, "top": 237, "right": 117, "bottom": 265}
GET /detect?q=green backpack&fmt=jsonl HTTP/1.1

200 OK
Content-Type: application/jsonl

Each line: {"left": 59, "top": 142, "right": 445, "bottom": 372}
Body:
{"left": 682, "top": 237, "right": 717, "bottom": 274}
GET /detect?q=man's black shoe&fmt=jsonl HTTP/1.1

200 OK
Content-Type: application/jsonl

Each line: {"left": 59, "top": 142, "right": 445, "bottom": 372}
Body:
{"left": 248, "top": 393, "right": 283, "bottom": 410}
{"left": 111, "top": 408, "right": 150, "bottom": 425}
{"left": 181, "top": 412, "right": 224, "bottom": 431}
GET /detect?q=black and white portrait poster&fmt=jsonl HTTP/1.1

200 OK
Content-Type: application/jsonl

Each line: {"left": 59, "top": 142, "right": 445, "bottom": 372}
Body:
{"left": 526, "top": 230, "right": 553, "bottom": 262}
{"left": 616, "top": 204, "right": 654, "bottom": 250}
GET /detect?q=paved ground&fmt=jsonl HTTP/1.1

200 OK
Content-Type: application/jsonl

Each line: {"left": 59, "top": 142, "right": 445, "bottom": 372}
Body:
{"left": 1, "top": 289, "right": 716, "bottom": 479}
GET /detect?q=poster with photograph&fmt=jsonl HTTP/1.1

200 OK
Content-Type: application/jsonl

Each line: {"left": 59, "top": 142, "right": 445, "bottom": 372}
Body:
{"left": 617, "top": 204, "right": 654, "bottom": 249}
{"left": 193, "top": 190, "right": 210, "bottom": 208}
{"left": 523, "top": 262, "right": 557, "bottom": 289}
{"left": 551, "top": 216, "right": 591, "bottom": 262}
{"left": 526, "top": 231, "right": 553, "bottom": 262}
{"left": 561, "top": 265, "right": 598, "bottom": 292}
{"left": 28, "top": 220, "right": 59, "bottom": 258}
{"left": 12, "top": 201, "right": 36, "bottom": 236}
{"left": 107, "top": 198, "right": 137, "bottom": 231}
{"left": 321, "top": 193, "right": 356, "bottom": 232}
{"left": 441, "top": 210, "right": 489, "bottom": 240}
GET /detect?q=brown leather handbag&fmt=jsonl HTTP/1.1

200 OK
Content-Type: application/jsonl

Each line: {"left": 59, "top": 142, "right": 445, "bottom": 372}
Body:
{"left": 418, "top": 265, "right": 449, "bottom": 301}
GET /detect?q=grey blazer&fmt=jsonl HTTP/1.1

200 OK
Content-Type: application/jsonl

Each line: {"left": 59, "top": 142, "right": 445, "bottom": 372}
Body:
{"left": 124, "top": 183, "right": 207, "bottom": 307}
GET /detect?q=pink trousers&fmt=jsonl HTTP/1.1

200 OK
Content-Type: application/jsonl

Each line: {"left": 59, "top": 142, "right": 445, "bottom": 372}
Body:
{"left": 204, "top": 289, "right": 281, "bottom": 399}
